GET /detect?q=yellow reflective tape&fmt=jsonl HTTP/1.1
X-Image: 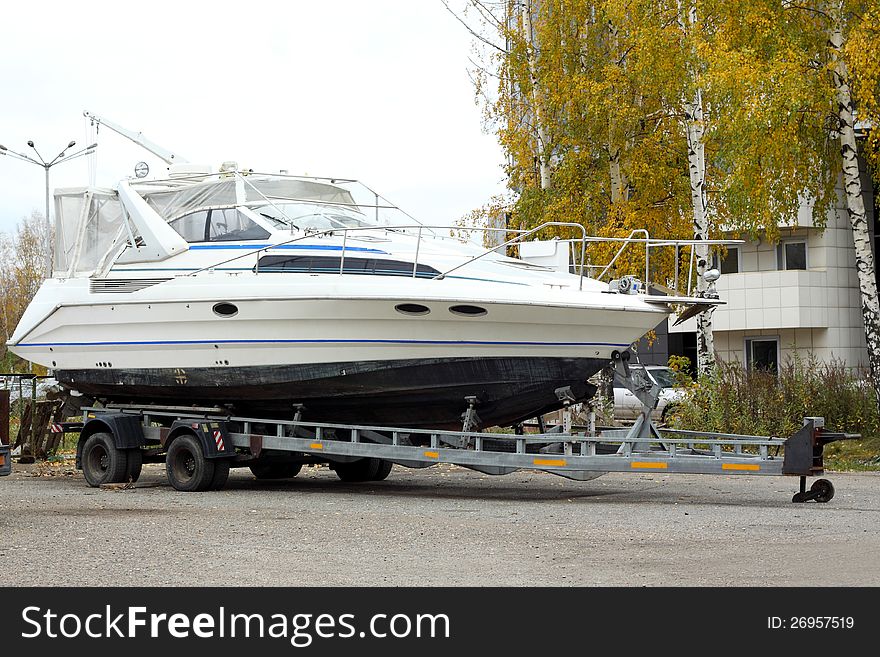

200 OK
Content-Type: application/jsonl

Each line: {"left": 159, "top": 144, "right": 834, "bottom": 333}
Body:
{"left": 424, "top": 451, "right": 440, "bottom": 459}
{"left": 309, "top": 442, "right": 323, "bottom": 450}
{"left": 533, "top": 458, "right": 566, "bottom": 467}
{"left": 722, "top": 463, "right": 760, "bottom": 471}
{"left": 631, "top": 461, "right": 668, "bottom": 469}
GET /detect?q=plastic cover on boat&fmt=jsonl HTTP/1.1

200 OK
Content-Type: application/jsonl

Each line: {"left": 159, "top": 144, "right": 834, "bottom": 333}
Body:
{"left": 53, "top": 187, "right": 127, "bottom": 277}
{"left": 139, "top": 177, "right": 357, "bottom": 222}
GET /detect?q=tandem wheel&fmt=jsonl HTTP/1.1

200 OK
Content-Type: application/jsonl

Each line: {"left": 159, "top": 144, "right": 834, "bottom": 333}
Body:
{"left": 165, "top": 434, "right": 230, "bottom": 492}
{"left": 792, "top": 477, "right": 835, "bottom": 503}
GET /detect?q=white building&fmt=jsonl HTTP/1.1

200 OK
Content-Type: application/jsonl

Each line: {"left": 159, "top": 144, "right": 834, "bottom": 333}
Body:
{"left": 640, "top": 154, "right": 877, "bottom": 373}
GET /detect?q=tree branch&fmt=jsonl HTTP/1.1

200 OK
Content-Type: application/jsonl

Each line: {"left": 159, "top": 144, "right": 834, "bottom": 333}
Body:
{"left": 441, "top": 0, "right": 508, "bottom": 54}
{"left": 781, "top": 1, "right": 832, "bottom": 22}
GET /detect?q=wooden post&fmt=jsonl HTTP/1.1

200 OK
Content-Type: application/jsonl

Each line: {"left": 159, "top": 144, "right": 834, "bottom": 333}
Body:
{"left": 15, "top": 402, "right": 34, "bottom": 464}
{"left": 41, "top": 401, "right": 65, "bottom": 456}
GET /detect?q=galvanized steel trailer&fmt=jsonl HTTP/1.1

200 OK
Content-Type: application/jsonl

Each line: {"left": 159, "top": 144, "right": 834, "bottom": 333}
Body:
{"left": 59, "top": 400, "right": 851, "bottom": 502}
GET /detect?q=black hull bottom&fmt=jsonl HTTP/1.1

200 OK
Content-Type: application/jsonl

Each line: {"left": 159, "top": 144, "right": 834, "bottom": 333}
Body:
{"left": 56, "top": 357, "right": 605, "bottom": 430}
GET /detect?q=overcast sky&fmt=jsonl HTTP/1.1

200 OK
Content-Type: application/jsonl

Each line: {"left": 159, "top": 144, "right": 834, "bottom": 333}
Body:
{"left": 0, "top": 0, "right": 505, "bottom": 235}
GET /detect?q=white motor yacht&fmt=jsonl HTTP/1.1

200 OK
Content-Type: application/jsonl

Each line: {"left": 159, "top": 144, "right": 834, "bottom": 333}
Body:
{"left": 7, "top": 165, "right": 720, "bottom": 429}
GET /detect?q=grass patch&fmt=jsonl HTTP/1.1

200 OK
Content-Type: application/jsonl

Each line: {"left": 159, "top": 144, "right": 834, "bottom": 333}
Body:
{"left": 668, "top": 354, "right": 880, "bottom": 472}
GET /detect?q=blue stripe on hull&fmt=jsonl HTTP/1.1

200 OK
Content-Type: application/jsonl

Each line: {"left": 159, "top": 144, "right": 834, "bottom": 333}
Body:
{"left": 20, "top": 338, "right": 632, "bottom": 348}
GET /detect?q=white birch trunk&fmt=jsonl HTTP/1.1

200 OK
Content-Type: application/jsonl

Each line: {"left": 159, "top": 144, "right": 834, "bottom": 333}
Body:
{"left": 680, "top": 4, "right": 715, "bottom": 375}
{"left": 524, "top": 0, "right": 551, "bottom": 189}
{"left": 829, "top": 14, "right": 880, "bottom": 411}
{"left": 607, "top": 21, "right": 630, "bottom": 205}
{"left": 609, "top": 145, "right": 627, "bottom": 204}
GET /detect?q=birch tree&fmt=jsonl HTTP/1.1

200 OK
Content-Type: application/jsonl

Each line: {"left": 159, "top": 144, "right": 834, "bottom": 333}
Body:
{"left": 521, "top": 0, "right": 553, "bottom": 190}
{"left": 678, "top": 1, "right": 715, "bottom": 374}
{"left": 827, "top": 1, "right": 880, "bottom": 409}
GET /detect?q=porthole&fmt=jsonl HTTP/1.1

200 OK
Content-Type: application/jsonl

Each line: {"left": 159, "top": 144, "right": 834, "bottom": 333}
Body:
{"left": 449, "top": 304, "right": 487, "bottom": 317}
{"left": 213, "top": 302, "right": 239, "bottom": 317}
{"left": 394, "top": 303, "right": 430, "bottom": 316}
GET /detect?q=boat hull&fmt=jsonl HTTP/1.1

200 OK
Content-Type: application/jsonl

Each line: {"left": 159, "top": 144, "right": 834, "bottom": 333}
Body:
{"left": 55, "top": 356, "right": 604, "bottom": 429}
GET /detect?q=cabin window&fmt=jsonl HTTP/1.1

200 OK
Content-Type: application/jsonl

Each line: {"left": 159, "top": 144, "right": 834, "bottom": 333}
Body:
{"left": 395, "top": 303, "right": 431, "bottom": 316}
{"left": 256, "top": 255, "right": 439, "bottom": 278}
{"left": 449, "top": 304, "right": 488, "bottom": 317}
{"left": 169, "top": 208, "right": 270, "bottom": 243}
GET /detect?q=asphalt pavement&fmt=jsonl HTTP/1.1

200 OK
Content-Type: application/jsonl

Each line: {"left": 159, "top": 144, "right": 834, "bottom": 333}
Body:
{"left": 1, "top": 461, "right": 878, "bottom": 586}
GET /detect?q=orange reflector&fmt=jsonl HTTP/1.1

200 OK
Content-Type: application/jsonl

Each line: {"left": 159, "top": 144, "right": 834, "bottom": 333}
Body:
{"left": 0, "top": 455, "right": 5, "bottom": 467}
{"left": 533, "top": 458, "right": 566, "bottom": 467}
{"left": 424, "top": 451, "right": 440, "bottom": 459}
{"left": 631, "top": 461, "right": 668, "bottom": 469}
{"left": 309, "top": 443, "right": 323, "bottom": 450}
{"left": 722, "top": 463, "right": 760, "bottom": 471}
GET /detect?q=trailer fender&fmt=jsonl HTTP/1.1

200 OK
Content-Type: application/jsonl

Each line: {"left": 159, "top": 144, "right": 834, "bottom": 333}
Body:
{"left": 166, "top": 420, "right": 234, "bottom": 459}
{"left": 76, "top": 415, "right": 145, "bottom": 469}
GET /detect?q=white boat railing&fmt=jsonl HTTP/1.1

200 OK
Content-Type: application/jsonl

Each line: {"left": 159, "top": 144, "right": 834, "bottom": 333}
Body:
{"left": 558, "top": 234, "right": 742, "bottom": 296}
{"left": 184, "top": 220, "right": 740, "bottom": 298}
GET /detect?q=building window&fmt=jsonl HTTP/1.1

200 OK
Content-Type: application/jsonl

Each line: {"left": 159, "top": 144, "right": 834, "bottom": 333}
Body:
{"left": 715, "top": 246, "right": 740, "bottom": 274}
{"left": 777, "top": 240, "right": 807, "bottom": 270}
{"left": 745, "top": 337, "right": 779, "bottom": 374}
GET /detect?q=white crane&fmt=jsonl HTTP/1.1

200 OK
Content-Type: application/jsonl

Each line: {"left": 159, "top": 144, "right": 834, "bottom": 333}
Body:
{"left": 83, "top": 111, "right": 188, "bottom": 166}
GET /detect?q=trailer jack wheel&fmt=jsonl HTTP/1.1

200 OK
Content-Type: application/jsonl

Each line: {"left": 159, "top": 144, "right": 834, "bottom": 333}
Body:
{"left": 792, "top": 477, "right": 835, "bottom": 504}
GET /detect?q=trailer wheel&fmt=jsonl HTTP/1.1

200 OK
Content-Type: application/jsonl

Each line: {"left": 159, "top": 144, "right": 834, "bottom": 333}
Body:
{"left": 371, "top": 460, "right": 393, "bottom": 481}
{"left": 812, "top": 478, "right": 835, "bottom": 503}
{"left": 334, "top": 458, "right": 381, "bottom": 482}
{"left": 209, "top": 460, "right": 230, "bottom": 491}
{"left": 126, "top": 449, "right": 143, "bottom": 483}
{"left": 82, "top": 432, "right": 129, "bottom": 487}
{"left": 249, "top": 463, "right": 302, "bottom": 480}
{"left": 166, "top": 434, "right": 215, "bottom": 492}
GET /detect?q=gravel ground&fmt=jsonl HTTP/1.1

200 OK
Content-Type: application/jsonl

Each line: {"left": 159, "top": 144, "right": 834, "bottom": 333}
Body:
{"left": 1, "top": 460, "right": 878, "bottom": 586}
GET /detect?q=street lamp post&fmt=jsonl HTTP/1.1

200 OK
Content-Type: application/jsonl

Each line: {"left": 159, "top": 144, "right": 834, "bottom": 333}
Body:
{"left": 0, "top": 139, "right": 97, "bottom": 277}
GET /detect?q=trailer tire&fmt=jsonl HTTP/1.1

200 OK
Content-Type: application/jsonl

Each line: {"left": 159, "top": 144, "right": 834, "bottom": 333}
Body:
{"left": 166, "top": 434, "right": 215, "bottom": 492}
{"left": 209, "top": 459, "right": 230, "bottom": 490}
{"left": 249, "top": 463, "right": 302, "bottom": 480}
{"left": 371, "top": 459, "right": 393, "bottom": 481}
{"left": 82, "top": 432, "right": 129, "bottom": 487}
{"left": 126, "top": 449, "right": 143, "bottom": 483}
{"left": 334, "top": 458, "right": 381, "bottom": 482}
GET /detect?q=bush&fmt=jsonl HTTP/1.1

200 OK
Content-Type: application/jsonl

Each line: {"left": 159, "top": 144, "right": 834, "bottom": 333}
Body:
{"left": 668, "top": 354, "right": 880, "bottom": 452}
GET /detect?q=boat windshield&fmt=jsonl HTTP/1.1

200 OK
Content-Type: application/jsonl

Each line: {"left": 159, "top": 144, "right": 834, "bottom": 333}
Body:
{"left": 254, "top": 202, "right": 375, "bottom": 231}
{"left": 139, "top": 177, "right": 358, "bottom": 223}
